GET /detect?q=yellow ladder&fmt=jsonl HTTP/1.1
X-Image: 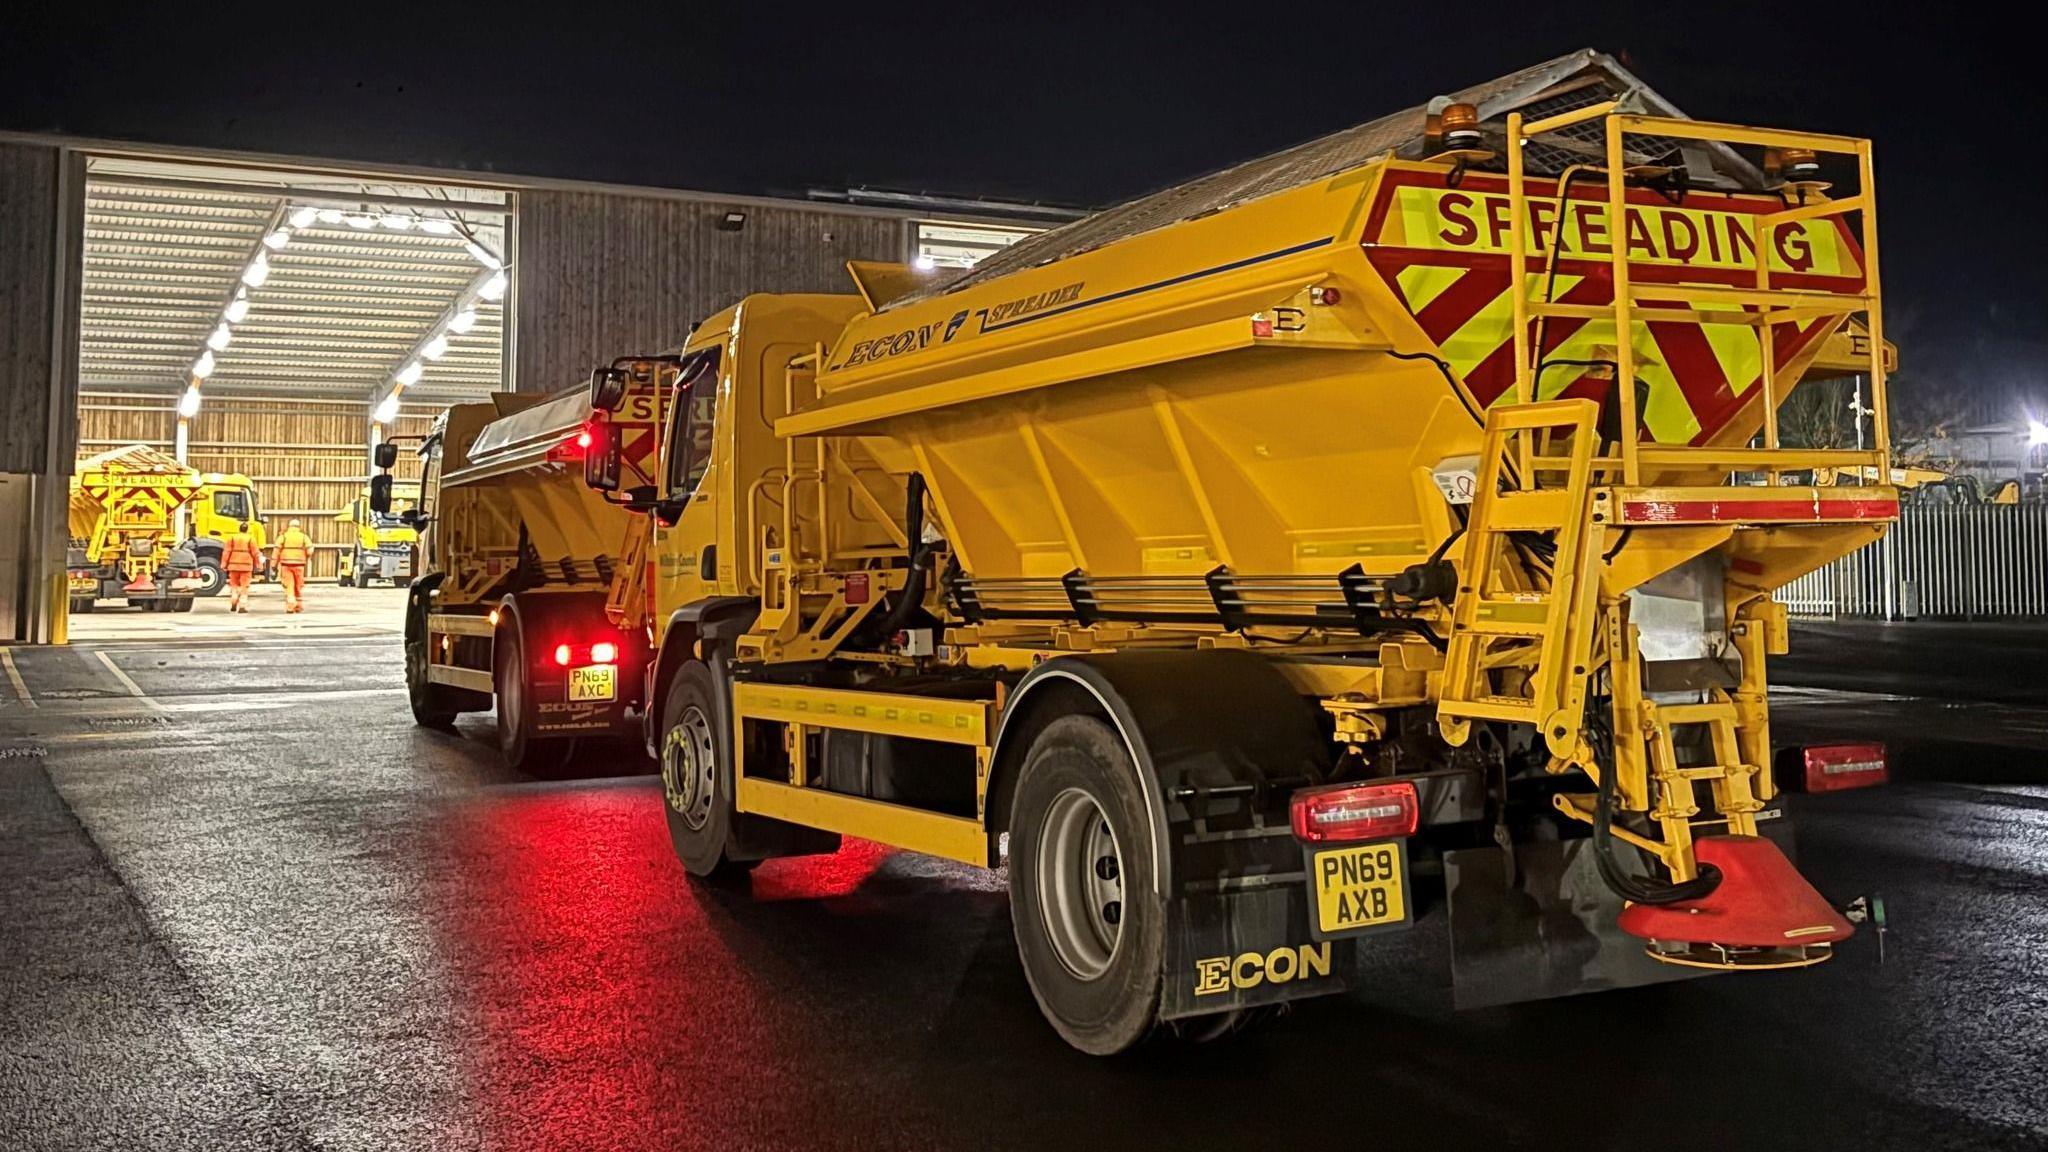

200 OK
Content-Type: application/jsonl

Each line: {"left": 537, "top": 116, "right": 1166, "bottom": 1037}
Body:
{"left": 1437, "top": 399, "right": 1606, "bottom": 758}
{"left": 1636, "top": 692, "right": 1766, "bottom": 878}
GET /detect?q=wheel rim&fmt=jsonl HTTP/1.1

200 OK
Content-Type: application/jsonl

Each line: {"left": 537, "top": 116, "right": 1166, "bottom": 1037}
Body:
{"left": 662, "top": 704, "right": 718, "bottom": 831}
{"left": 1035, "top": 787, "right": 1125, "bottom": 981}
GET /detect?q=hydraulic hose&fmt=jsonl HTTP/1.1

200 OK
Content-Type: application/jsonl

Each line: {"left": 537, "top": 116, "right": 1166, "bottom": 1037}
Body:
{"left": 872, "top": 472, "right": 933, "bottom": 640}
{"left": 1585, "top": 700, "right": 1723, "bottom": 905}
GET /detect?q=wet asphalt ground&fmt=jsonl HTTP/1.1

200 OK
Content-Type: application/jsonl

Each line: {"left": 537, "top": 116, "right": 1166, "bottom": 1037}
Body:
{"left": 2, "top": 596, "right": 2045, "bottom": 1151}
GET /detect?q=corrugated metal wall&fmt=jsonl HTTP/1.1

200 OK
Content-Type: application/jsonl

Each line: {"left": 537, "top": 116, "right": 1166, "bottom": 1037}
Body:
{"left": 514, "top": 192, "right": 907, "bottom": 393}
{"left": 78, "top": 391, "right": 432, "bottom": 579}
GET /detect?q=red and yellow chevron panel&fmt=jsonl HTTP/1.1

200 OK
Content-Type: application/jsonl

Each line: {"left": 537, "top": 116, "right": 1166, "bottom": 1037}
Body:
{"left": 1363, "top": 168, "right": 1865, "bottom": 445}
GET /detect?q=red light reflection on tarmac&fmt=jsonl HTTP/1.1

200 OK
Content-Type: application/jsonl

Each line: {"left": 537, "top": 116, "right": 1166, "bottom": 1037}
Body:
{"left": 440, "top": 783, "right": 902, "bottom": 1149}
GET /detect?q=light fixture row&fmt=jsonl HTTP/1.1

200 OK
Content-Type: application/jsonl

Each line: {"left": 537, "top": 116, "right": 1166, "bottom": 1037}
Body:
{"left": 184, "top": 202, "right": 503, "bottom": 420}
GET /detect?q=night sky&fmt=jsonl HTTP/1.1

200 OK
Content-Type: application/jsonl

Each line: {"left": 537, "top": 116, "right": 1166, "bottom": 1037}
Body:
{"left": 5, "top": 3, "right": 2036, "bottom": 416}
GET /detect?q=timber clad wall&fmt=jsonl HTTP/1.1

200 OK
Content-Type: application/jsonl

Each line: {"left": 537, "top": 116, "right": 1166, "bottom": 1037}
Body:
{"left": 515, "top": 192, "right": 907, "bottom": 393}
{"left": 79, "top": 392, "right": 432, "bottom": 579}
{"left": 1, "top": 141, "right": 80, "bottom": 475}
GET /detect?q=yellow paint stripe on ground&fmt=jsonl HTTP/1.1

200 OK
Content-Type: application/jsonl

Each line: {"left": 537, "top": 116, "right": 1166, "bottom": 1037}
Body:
{"left": 1394, "top": 265, "right": 1468, "bottom": 314}
{"left": 94, "top": 650, "right": 158, "bottom": 708}
{"left": 1, "top": 648, "right": 34, "bottom": 708}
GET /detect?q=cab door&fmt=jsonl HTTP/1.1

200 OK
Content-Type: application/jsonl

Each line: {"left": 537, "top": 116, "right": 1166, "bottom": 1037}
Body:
{"left": 651, "top": 350, "right": 725, "bottom": 615}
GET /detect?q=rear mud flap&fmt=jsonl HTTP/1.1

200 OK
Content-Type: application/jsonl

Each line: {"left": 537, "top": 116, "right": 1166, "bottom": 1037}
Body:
{"left": 1445, "top": 810, "right": 1796, "bottom": 1008}
{"left": 1160, "top": 880, "right": 1356, "bottom": 1021}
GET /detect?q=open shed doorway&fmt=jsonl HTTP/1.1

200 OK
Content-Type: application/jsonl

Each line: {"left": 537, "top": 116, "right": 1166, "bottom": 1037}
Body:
{"left": 67, "top": 155, "right": 511, "bottom": 640}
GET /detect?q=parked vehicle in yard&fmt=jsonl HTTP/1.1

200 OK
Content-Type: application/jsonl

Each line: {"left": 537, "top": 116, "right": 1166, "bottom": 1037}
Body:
{"left": 335, "top": 482, "right": 420, "bottom": 587}
{"left": 68, "top": 444, "right": 207, "bottom": 613}
{"left": 183, "top": 472, "right": 267, "bottom": 595}
{"left": 377, "top": 51, "right": 1900, "bottom": 1053}
{"left": 377, "top": 372, "right": 671, "bottom": 772}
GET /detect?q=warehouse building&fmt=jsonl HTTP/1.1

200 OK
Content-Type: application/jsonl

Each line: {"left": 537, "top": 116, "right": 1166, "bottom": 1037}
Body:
{"left": 0, "top": 133, "right": 1058, "bottom": 641}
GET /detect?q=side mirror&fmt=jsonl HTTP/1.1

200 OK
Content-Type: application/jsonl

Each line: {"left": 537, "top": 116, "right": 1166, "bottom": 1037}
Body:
{"left": 373, "top": 442, "right": 399, "bottom": 470}
{"left": 583, "top": 421, "right": 622, "bottom": 492}
{"left": 369, "top": 474, "right": 394, "bottom": 514}
{"left": 589, "top": 367, "right": 629, "bottom": 413}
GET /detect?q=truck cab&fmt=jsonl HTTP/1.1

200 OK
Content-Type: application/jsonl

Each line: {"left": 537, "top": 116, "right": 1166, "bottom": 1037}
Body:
{"left": 336, "top": 485, "right": 419, "bottom": 587}
{"left": 184, "top": 474, "right": 266, "bottom": 595}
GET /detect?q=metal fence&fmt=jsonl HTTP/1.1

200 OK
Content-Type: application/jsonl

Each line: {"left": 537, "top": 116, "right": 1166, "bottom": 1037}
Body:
{"left": 1776, "top": 504, "right": 2048, "bottom": 619}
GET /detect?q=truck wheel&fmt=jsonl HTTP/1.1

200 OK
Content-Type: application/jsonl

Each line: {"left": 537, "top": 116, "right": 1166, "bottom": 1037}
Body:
{"left": 1008, "top": 714, "right": 1163, "bottom": 1056}
{"left": 70, "top": 597, "right": 95, "bottom": 614}
{"left": 405, "top": 610, "right": 459, "bottom": 729}
{"left": 658, "top": 659, "right": 754, "bottom": 879}
{"left": 494, "top": 624, "right": 573, "bottom": 774}
{"left": 193, "top": 558, "right": 225, "bottom": 597}
{"left": 173, "top": 598, "right": 194, "bottom": 613}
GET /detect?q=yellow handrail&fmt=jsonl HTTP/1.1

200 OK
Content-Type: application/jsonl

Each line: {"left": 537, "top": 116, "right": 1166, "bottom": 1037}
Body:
{"left": 1502, "top": 107, "right": 1889, "bottom": 488}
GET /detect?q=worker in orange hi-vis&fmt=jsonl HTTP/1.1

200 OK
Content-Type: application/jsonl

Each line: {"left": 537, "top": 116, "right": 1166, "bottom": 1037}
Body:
{"left": 221, "top": 521, "right": 260, "bottom": 613}
{"left": 272, "top": 518, "right": 314, "bottom": 614}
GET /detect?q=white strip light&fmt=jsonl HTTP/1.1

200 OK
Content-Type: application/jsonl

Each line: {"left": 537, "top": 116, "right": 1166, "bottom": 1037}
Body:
{"left": 192, "top": 350, "right": 217, "bottom": 379}
{"left": 178, "top": 386, "right": 202, "bottom": 419}
{"left": 448, "top": 307, "right": 478, "bottom": 334}
{"left": 207, "top": 323, "right": 232, "bottom": 352}
{"left": 421, "top": 333, "right": 449, "bottom": 360}
{"left": 289, "top": 206, "right": 320, "bottom": 229}
{"left": 263, "top": 228, "right": 292, "bottom": 250}
{"left": 224, "top": 293, "right": 250, "bottom": 324}
{"left": 478, "top": 270, "right": 508, "bottom": 301}
{"left": 241, "top": 255, "right": 270, "bottom": 287}
{"left": 396, "top": 361, "right": 425, "bottom": 387}
{"left": 372, "top": 392, "right": 401, "bottom": 425}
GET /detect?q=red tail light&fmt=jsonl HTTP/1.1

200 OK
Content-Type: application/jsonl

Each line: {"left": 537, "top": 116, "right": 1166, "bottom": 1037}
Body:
{"left": 576, "top": 427, "right": 594, "bottom": 450}
{"left": 1786, "top": 743, "right": 1888, "bottom": 793}
{"left": 553, "top": 643, "right": 572, "bottom": 666}
{"left": 589, "top": 641, "right": 617, "bottom": 664}
{"left": 1290, "top": 780, "right": 1419, "bottom": 844}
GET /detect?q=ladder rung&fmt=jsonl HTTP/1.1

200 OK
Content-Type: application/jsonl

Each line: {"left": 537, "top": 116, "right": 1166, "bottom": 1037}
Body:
{"left": 1627, "top": 282, "right": 1873, "bottom": 310}
{"left": 1442, "top": 698, "right": 1542, "bottom": 722}
{"left": 1485, "top": 490, "right": 1573, "bottom": 531}
{"left": 1654, "top": 701, "right": 1738, "bottom": 725}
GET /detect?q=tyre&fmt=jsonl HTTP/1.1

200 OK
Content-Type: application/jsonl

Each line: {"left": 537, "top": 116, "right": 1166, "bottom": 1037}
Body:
{"left": 405, "top": 607, "right": 460, "bottom": 729}
{"left": 493, "top": 621, "right": 573, "bottom": 774}
{"left": 193, "top": 558, "right": 225, "bottom": 597}
{"left": 173, "top": 598, "right": 194, "bottom": 613}
{"left": 1008, "top": 714, "right": 1164, "bottom": 1056}
{"left": 657, "top": 659, "right": 755, "bottom": 879}
{"left": 337, "top": 568, "right": 354, "bottom": 588}
{"left": 69, "top": 597, "right": 95, "bottom": 614}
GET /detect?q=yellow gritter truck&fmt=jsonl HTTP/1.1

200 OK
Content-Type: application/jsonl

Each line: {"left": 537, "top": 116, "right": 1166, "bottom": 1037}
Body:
{"left": 381, "top": 51, "right": 1902, "bottom": 1053}
{"left": 69, "top": 444, "right": 209, "bottom": 613}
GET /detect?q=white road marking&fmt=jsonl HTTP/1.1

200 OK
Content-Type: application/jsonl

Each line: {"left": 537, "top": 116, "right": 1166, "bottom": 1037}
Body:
{"left": 93, "top": 650, "right": 161, "bottom": 710}
{"left": 160, "top": 686, "right": 406, "bottom": 713}
{"left": 1, "top": 648, "right": 34, "bottom": 708}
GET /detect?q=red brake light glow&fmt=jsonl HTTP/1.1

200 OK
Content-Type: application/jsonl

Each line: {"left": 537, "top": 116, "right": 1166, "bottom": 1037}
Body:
{"left": 590, "top": 641, "right": 617, "bottom": 664}
{"left": 1290, "top": 780, "right": 1420, "bottom": 844}
{"left": 553, "top": 643, "right": 572, "bottom": 667}
{"left": 1792, "top": 743, "right": 1888, "bottom": 792}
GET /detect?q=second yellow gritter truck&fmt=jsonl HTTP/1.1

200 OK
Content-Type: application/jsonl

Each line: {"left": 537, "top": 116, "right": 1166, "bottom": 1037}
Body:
{"left": 379, "top": 51, "right": 1902, "bottom": 1053}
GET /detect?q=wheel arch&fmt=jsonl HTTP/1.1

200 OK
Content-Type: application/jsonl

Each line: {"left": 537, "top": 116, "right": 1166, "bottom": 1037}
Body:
{"left": 647, "top": 595, "right": 760, "bottom": 754}
{"left": 987, "top": 650, "right": 1331, "bottom": 899}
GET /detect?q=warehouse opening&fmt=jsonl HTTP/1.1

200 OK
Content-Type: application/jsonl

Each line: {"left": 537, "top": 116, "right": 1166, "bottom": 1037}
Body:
{"left": 67, "top": 155, "right": 511, "bottom": 638}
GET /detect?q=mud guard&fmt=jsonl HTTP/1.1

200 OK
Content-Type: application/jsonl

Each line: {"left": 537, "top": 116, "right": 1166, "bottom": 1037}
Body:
{"left": 998, "top": 651, "right": 1354, "bottom": 1020}
{"left": 1444, "top": 799, "right": 1799, "bottom": 1007}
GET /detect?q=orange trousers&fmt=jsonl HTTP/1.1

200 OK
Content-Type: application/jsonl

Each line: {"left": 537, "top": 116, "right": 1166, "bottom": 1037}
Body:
{"left": 226, "top": 571, "right": 252, "bottom": 611}
{"left": 280, "top": 564, "right": 306, "bottom": 612}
